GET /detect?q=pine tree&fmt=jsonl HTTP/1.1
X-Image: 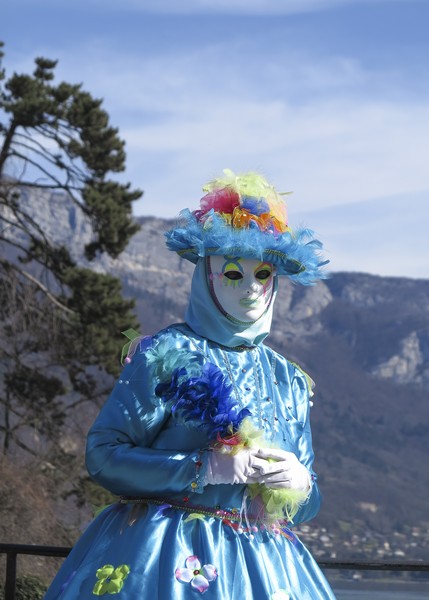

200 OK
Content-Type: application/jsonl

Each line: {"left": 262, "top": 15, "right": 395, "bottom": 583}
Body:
{"left": 0, "top": 41, "right": 142, "bottom": 469}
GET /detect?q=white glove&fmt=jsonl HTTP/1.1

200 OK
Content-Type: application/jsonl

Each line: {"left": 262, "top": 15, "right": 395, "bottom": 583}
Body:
{"left": 252, "top": 448, "right": 312, "bottom": 492}
{"left": 204, "top": 448, "right": 270, "bottom": 485}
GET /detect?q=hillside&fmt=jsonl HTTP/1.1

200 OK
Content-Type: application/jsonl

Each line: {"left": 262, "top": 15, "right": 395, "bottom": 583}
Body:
{"left": 1, "top": 193, "right": 428, "bottom": 562}
{"left": 112, "top": 216, "right": 429, "bottom": 560}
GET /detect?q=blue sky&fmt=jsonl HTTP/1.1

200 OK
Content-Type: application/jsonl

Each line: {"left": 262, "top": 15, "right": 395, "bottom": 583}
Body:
{"left": 2, "top": 0, "right": 429, "bottom": 277}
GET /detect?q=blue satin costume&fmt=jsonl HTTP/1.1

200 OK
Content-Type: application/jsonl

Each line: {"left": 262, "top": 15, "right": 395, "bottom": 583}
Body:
{"left": 45, "top": 259, "right": 336, "bottom": 599}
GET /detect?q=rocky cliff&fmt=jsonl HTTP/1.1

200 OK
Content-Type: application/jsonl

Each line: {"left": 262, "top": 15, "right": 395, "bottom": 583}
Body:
{"left": 3, "top": 190, "right": 429, "bottom": 559}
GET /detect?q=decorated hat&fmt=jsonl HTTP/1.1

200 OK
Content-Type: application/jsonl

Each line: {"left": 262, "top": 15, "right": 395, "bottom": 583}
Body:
{"left": 165, "top": 169, "right": 328, "bottom": 284}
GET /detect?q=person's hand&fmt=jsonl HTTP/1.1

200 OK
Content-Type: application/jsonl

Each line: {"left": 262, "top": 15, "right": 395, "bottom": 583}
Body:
{"left": 252, "top": 448, "right": 312, "bottom": 492}
{"left": 204, "top": 448, "right": 270, "bottom": 485}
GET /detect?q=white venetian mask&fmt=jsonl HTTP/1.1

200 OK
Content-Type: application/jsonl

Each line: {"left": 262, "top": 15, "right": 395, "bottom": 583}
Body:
{"left": 208, "top": 256, "right": 276, "bottom": 323}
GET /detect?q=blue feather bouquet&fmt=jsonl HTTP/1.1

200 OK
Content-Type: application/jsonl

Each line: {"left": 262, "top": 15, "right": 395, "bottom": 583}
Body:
{"left": 155, "top": 362, "right": 251, "bottom": 438}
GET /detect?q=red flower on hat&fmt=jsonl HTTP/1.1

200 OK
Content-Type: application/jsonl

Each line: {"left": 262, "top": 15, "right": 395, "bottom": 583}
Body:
{"left": 194, "top": 188, "right": 240, "bottom": 221}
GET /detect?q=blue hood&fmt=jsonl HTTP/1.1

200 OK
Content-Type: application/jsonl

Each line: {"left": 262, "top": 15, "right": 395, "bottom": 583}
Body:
{"left": 185, "top": 258, "right": 278, "bottom": 348}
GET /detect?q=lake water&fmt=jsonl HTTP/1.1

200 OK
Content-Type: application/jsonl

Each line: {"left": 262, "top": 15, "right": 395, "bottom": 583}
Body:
{"left": 332, "top": 587, "right": 429, "bottom": 599}
{"left": 331, "top": 582, "right": 429, "bottom": 600}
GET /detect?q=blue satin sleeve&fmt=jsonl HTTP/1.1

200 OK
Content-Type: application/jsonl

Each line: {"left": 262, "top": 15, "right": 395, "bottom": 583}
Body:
{"left": 286, "top": 362, "right": 321, "bottom": 524}
{"left": 85, "top": 335, "right": 206, "bottom": 497}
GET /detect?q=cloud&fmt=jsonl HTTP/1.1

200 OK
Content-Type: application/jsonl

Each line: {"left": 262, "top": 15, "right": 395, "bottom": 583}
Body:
{"left": 122, "top": 98, "right": 429, "bottom": 218}
{"left": 9, "top": 0, "right": 417, "bottom": 15}
{"left": 292, "top": 190, "right": 429, "bottom": 278}
{"left": 6, "top": 33, "right": 429, "bottom": 219}
{"left": 3, "top": 5, "right": 429, "bottom": 277}
{"left": 102, "top": 0, "right": 399, "bottom": 15}
{"left": 50, "top": 40, "right": 429, "bottom": 220}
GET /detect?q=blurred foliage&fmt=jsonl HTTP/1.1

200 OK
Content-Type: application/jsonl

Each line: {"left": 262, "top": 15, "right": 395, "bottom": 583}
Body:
{"left": 0, "top": 39, "right": 141, "bottom": 453}
{"left": 0, "top": 575, "right": 47, "bottom": 600}
{"left": 0, "top": 40, "right": 141, "bottom": 542}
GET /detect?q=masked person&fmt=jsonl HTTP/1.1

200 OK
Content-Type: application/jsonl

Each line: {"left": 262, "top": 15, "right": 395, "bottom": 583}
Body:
{"left": 45, "top": 170, "right": 336, "bottom": 599}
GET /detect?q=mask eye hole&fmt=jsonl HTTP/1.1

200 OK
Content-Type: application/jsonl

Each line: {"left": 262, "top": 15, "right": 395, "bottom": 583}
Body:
{"left": 255, "top": 268, "right": 272, "bottom": 282}
{"left": 224, "top": 271, "right": 244, "bottom": 281}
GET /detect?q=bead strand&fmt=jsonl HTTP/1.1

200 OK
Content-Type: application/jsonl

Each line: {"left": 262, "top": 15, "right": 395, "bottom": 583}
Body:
{"left": 190, "top": 451, "right": 204, "bottom": 492}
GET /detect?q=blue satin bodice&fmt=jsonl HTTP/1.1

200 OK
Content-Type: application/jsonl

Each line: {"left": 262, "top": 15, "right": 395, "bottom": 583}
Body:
{"left": 85, "top": 323, "right": 321, "bottom": 525}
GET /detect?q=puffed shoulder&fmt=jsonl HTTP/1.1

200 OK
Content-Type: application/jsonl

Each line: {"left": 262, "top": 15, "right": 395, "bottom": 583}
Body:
{"left": 122, "top": 324, "right": 205, "bottom": 393}
{"left": 290, "top": 361, "right": 315, "bottom": 399}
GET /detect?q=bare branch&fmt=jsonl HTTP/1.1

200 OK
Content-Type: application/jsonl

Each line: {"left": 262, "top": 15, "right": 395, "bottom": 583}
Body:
{"left": 0, "top": 424, "right": 38, "bottom": 456}
{"left": 1, "top": 191, "right": 53, "bottom": 249}
{"left": 15, "top": 128, "right": 88, "bottom": 182}
{"left": 10, "top": 135, "right": 84, "bottom": 185}
{"left": 0, "top": 257, "right": 75, "bottom": 315}
{"left": 6, "top": 149, "right": 84, "bottom": 208}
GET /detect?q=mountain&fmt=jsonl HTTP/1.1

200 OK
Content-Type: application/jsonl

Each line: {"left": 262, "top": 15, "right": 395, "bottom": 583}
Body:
{"left": 107, "top": 216, "right": 429, "bottom": 560}
{"left": 2, "top": 190, "right": 429, "bottom": 562}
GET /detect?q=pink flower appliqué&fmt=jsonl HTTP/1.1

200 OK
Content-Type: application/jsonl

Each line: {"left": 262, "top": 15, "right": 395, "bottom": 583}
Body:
{"left": 175, "top": 555, "right": 218, "bottom": 593}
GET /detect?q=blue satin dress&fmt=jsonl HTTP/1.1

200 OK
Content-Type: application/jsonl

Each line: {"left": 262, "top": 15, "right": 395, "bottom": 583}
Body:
{"left": 45, "top": 324, "right": 336, "bottom": 599}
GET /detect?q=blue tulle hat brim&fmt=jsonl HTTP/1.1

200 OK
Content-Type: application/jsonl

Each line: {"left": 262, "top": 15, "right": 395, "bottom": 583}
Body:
{"left": 165, "top": 210, "right": 328, "bottom": 285}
